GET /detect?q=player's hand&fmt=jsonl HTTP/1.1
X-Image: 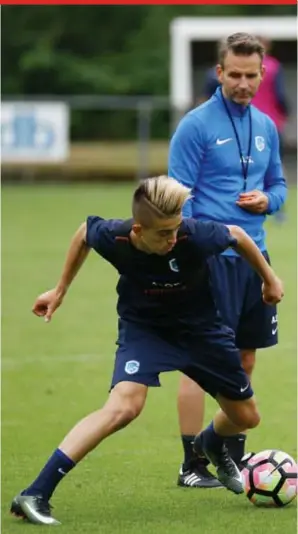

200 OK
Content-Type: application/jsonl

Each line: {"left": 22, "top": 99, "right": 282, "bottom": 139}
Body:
{"left": 32, "top": 288, "right": 65, "bottom": 323}
{"left": 262, "top": 276, "right": 284, "bottom": 305}
{"left": 236, "top": 190, "right": 269, "bottom": 214}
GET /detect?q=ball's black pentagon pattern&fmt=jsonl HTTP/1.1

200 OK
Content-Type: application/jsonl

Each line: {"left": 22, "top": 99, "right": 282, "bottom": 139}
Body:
{"left": 245, "top": 450, "right": 297, "bottom": 507}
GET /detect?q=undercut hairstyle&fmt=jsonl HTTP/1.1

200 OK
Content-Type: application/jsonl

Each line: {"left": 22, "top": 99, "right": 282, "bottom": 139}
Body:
{"left": 132, "top": 175, "right": 192, "bottom": 226}
{"left": 218, "top": 32, "right": 265, "bottom": 67}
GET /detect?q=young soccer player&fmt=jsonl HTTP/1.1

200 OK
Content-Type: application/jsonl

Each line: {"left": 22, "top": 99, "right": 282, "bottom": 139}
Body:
{"left": 11, "top": 176, "right": 283, "bottom": 525}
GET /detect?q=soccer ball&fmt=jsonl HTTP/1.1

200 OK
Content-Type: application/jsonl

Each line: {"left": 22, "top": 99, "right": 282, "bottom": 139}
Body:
{"left": 242, "top": 449, "right": 298, "bottom": 507}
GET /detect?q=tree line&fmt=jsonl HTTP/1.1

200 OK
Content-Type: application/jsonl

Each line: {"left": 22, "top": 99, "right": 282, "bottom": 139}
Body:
{"left": 2, "top": 5, "right": 296, "bottom": 140}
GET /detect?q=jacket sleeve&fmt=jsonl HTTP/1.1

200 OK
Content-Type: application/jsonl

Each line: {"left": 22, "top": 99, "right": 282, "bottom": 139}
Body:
{"left": 264, "top": 121, "right": 287, "bottom": 215}
{"left": 168, "top": 115, "right": 205, "bottom": 217}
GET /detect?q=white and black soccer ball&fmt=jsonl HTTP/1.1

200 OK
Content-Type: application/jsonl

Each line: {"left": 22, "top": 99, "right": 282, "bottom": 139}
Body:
{"left": 242, "top": 449, "right": 298, "bottom": 507}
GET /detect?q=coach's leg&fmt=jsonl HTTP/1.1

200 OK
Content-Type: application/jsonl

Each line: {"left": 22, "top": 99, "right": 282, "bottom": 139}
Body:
{"left": 224, "top": 348, "right": 256, "bottom": 465}
{"left": 177, "top": 375, "right": 205, "bottom": 468}
{"left": 13, "top": 382, "right": 147, "bottom": 524}
{"left": 240, "top": 348, "right": 256, "bottom": 378}
{"left": 178, "top": 375, "right": 205, "bottom": 437}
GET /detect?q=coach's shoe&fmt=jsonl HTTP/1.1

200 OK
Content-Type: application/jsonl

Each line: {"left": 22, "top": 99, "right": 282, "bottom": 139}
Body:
{"left": 194, "top": 435, "right": 244, "bottom": 495}
{"left": 178, "top": 462, "right": 224, "bottom": 488}
{"left": 10, "top": 494, "right": 61, "bottom": 526}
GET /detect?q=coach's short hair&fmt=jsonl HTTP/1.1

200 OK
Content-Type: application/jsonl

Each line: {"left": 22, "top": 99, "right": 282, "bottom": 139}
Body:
{"left": 132, "top": 175, "right": 191, "bottom": 225}
{"left": 218, "top": 32, "right": 265, "bottom": 66}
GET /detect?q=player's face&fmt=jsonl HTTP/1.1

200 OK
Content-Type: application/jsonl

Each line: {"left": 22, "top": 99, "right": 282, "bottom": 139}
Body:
{"left": 137, "top": 214, "right": 182, "bottom": 255}
{"left": 216, "top": 51, "right": 264, "bottom": 106}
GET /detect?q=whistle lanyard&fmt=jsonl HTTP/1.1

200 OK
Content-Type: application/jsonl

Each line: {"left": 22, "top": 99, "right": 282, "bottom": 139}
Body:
{"left": 220, "top": 88, "right": 252, "bottom": 191}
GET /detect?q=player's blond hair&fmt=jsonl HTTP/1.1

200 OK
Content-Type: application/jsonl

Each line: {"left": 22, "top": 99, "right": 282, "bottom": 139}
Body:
{"left": 132, "top": 175, "right": 191, "bottom": 224}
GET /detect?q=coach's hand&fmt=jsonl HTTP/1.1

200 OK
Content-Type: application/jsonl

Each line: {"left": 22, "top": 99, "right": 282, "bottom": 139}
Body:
{"left": 236, "top": 190, "right": 269, "bottom": 214}
{"left": 262, "top": 276, "right": 284, "bottom": 305}
{"left": 32, "top": 288, "right": 65, "bottom": 323}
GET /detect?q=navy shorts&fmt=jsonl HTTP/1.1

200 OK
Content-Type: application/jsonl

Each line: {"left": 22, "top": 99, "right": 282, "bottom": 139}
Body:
{"left": 111, "top": 319, "right": 253, "bottom": 401}
{"left": 207, "top": 251, "right": 278, "bottom": 349}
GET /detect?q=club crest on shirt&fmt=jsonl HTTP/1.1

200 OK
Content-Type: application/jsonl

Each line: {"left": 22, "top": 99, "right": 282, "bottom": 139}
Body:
{"left": 255, "top": 136, "right": 265, "bottom": 152}
{"left": 169, "top": 258, "right": 179, "bottom": 272}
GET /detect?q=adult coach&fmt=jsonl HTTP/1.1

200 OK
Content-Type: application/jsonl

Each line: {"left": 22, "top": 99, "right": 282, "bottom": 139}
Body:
{"left": 168, "top": 33, "right": 287, "bottom": 489}
{"left": 200, "top": 37, "right": 289, "bottom": 224}
{"left": 11, "top": 176, "right": 283, "bottom": 525}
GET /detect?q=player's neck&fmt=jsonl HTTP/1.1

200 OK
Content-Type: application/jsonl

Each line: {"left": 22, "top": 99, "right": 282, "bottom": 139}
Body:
{"left": 129, "top": 230, "right": 151, "bottom": 254}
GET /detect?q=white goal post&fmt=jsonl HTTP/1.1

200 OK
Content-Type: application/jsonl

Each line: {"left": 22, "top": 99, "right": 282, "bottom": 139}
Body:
{"left": 170, "top": 16, "right": 297, "bottom": 111}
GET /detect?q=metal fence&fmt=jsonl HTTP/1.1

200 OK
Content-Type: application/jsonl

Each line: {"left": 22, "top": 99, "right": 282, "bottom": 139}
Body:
{"left": 2, "top": 95, "right": 172, "bottom": 180}
{"left": 2, "top": 94, "right": 296, "bottom": 182}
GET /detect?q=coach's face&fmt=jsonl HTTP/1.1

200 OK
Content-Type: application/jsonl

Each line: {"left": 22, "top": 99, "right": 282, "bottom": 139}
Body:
{"left": 216, "top": 51, "right": 264, "bottom": 106}
{"left": 133, "top": 214, "right": 182, "bottom": 255}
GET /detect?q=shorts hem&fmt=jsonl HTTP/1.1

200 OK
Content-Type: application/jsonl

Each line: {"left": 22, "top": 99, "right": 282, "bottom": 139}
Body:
{"left": 216, "top": 389, "right": 254, "bottom": 401}
{"left": 110, "top": 377, "right": 160, "bottom": 390}
{"left": 237, "top": 339, "right": 278, "bottom": 350}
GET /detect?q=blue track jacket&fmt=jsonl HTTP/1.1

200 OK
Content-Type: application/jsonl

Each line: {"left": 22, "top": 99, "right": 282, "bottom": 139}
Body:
{"left": 168, "top": 87, "right": 287, "bottom": 255}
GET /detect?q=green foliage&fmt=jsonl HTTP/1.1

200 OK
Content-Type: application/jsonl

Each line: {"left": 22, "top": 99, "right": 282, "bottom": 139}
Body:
{"left": 2, "top": 5, "right": 296, "bottom": 139}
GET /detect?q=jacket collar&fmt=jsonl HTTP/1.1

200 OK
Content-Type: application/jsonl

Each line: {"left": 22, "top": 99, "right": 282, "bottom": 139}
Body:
{"left": 214, "top": 86, "right": 250, "bottom": 117}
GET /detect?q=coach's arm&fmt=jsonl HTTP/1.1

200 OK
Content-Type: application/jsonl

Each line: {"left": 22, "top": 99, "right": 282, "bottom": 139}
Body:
{"left": 168, "top": 115, "right": 205, "bottom": 217}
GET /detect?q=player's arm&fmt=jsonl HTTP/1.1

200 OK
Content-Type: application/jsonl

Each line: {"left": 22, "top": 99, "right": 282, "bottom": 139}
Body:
{"left": 55, "top": 222, "right": 90, "bottom": 296}
{"left": 227, "top": 225, "right": 284, "bottom": 305}
{"left": 32, "top": 223, "right": 90, "bottom": 322}
{"left": 168, "top": 115, "right": 204, "bottom": 217}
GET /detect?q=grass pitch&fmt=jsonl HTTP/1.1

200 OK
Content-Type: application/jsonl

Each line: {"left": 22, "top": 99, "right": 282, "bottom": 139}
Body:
{"left": 2, "top": 184, "right": 297, "bottom": 533}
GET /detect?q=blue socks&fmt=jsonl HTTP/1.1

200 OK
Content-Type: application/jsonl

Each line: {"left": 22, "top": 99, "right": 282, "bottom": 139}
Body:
{"left": 200, "top": 422, "right": 225, "bottom": 454}
{"left": 22, "top": 449, "right": 75, "bottom": 501}
{"left": 225, "top": 434, "right": 246, "bottom": 465}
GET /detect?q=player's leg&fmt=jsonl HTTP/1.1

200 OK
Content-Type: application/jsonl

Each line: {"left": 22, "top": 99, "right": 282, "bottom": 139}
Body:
{"left": 176, "top": 255, "right": 246, "bottom": 486}
{"left": 11, "top": 320, "right": 188, "bottom": 525}
{"left": 213, "top": 395, "right": 260, "bottom": 434}
{"left": 177, "top": 376, "right": 222, "bottom": 488}
{"left": 11, "top": 381, "right": 148, "bottom": 525}
{"left": 59, "top": 380, "right": 148, "bottom": 462}
{"left": 176, "top": 350, "right": 256, "bottom": 486}
{"left": 11, "top": 319, "right": 157, "bottom": 525}
{"left": 184, "top": 324, "right": 259, "bottom": 494}
{"left": 224, "top": 348, "right": 256, "bottom": 467}
{"left": 229, "top": 251, "right": 278, "bottom": 465}
{"left": 194, "top": 394, "right": 260, "bottom": 494}
{"left": 204, "top": 255, "right": 272, "bottom": 466}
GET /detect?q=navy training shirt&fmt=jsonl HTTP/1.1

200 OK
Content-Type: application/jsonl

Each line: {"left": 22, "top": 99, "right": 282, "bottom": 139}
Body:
{"left": 86, "top": 216, "right": 237, "bottom": 329}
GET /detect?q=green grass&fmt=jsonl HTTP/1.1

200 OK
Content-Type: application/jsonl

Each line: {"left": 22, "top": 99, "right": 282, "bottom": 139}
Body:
{"left": 2, "top": 184, "right": 297, "bottom": 533}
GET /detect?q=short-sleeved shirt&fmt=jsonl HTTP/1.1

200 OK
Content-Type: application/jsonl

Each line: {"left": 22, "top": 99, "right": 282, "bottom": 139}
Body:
{"left": 86, "top": 216, "right": 237, "bottom": 330}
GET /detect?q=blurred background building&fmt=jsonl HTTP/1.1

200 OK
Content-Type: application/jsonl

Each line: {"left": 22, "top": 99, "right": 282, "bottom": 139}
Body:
{"left": 1, "top": 4, "right": 297, "bottom": 182}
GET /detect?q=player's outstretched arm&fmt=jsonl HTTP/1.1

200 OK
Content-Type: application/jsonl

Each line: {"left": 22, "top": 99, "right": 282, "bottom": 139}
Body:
{"left": 227, "top": 225, "right": 284, "bottom": 306}
{"left": 32, "top": 223, "right": 90, "bottom": 323}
